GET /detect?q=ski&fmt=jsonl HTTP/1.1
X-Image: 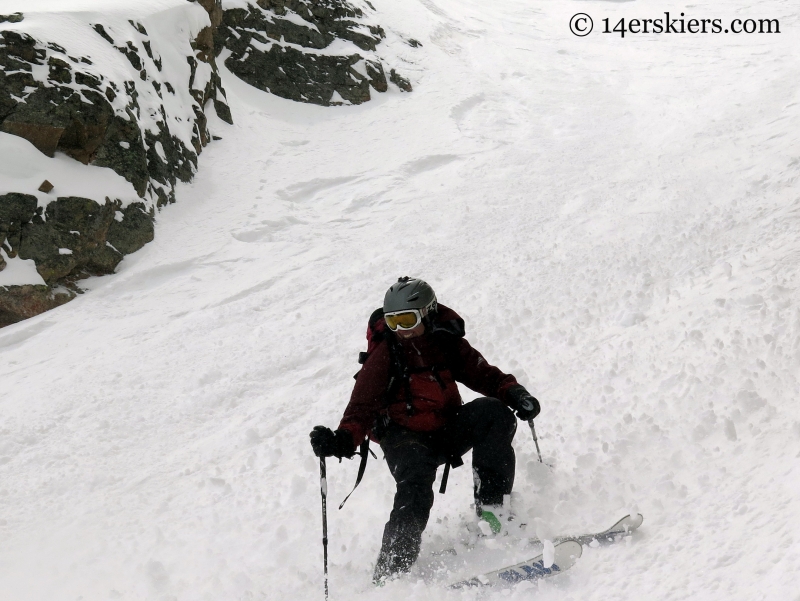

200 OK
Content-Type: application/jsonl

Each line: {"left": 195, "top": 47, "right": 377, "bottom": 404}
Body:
{"left": 548, "top": 513, "right": 644, "bottom": 547}
{"left": 445, "top": 515, "right": 642, "bottom": 588}
{"left": 432, "top": 513, "right": 644, "bottom": 558}
{"left": 449, "top": 540, "right": 582, "bottom": 588}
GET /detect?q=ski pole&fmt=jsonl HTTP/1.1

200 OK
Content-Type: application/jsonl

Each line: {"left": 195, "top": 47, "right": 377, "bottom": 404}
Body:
{"left": 319, "top": 457, "right": 329, "bottom": 601}
{"left": 528, "top": 420, "right": 543, "bottom": 463}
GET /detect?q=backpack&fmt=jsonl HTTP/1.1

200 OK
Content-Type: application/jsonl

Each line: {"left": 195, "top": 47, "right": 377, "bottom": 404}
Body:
{"left": 355, "top": 307, "right": 393, "bottom": 374}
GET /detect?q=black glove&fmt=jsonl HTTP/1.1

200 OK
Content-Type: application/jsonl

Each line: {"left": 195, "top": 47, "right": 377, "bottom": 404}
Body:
{"left": 309, "top": 426, "right": 356, "bottom": 458}
{"left": 505, "top": 384, "right": 541, "bottom": 421}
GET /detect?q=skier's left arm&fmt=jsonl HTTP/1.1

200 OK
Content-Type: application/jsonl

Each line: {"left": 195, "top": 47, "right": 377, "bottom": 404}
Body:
{"left": 450, "top": 338, "right": 541, "bottom": 420}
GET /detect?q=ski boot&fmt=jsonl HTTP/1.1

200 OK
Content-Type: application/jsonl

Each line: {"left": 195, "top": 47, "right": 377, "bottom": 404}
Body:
{"left": 476, "top": 495, "right": 516, "bottom": 537}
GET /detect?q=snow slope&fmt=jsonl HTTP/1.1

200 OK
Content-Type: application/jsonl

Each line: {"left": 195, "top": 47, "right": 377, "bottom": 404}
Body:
{"left": 1, "top": 0, "right": 799, "bottom": 599}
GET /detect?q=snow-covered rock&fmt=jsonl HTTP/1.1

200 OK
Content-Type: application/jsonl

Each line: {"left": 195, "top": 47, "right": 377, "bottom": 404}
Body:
{"left": 218, "top": 0, "right": 400, "bottom": 106}
{"left": 0, "top": 0, "right": 409, "bottom": 326}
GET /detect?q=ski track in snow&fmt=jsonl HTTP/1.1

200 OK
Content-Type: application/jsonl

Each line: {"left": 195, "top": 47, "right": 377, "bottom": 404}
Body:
{"left": 2, "top": 0, "right": 800, "bottom": 599}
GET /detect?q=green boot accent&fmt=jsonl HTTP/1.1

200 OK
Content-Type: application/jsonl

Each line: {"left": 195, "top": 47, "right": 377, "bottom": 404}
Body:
{"left": 480, "top": 509, "right": 503, "bottom": 534}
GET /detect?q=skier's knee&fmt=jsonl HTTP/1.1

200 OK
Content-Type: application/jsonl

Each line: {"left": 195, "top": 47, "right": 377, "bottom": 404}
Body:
{"left": 394, "top": 478, "right": 435, "bottom": 516}
{"left": 478, "top": 397, "right": 516, "bottom": 430}
{"left": 498, "top": 401, "right": 516, "bottom": 433}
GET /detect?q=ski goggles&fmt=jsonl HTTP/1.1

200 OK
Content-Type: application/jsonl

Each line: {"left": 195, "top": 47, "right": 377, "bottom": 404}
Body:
{"left": 384, "top": 309, "right": 423, "bottom": 331}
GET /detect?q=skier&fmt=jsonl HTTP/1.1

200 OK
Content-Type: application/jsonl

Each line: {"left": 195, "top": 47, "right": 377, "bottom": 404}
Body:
{"left": 309, "top": 277, "right": 540, "bottom": 583}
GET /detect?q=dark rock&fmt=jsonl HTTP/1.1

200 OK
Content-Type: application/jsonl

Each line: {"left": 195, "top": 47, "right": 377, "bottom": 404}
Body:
{"left": 217, "top": 1, "right": 390, "bottom": 106}
{"left": 366, "top": 60, "right": 387, "bottom": 92}
{"left": 48, "top": 56, "right": 72, "bottom": 84}
{"left": 118, "top": 41, "right": 143, "bottom": 70}
{"left": 188, "top": 6, "right": 231, "bottom": 122}
{"left": 214, "top": 98, "right": 233, "bottom": 124}
{"left": 57, "top": 89, "right": 115, "bottom": 164}
{"left": 38, "top": 180, "right": 54, "bottom": 193}
{"left": 18, "top": 196, "right": 122, "bottom": 284}
{"left": 190, "top": 105, "right": 208, "bottom": 152}
{"left": 194, "top": 0, "right": 223, "bottom": 27}
{"left": 0, "top": 193, "right": 39, "bottom": 258}
{"left": 254, "top": 0, "right": 383, "bottom": 51}
{"left": 92, "top": 23, "right": 115, "bottom": 44}
{"left": 142, "top": 108, "right": 198, "bottom": 189}
{"left": 0, "top": 285, "right": 75, "bottom": 328}
{"left": 129, "top": 20, "right": 148, "bottom": 36}
{"left": 106, "top": 202, "right": 154, "bottom": 255}
{"left": 1, "top": 32, "right": 45, "bottom": 124}
{"left": 0, "top": 193, "right": 38, "bottom": 225}
{"left": 389, "top": 68, "right": 412, "bottom": 92}
{"left": 92, "top": 112, "right": 150, "bottom": 197}
{"left": 187, "top": 56, "right": 199, "bottom": 97}
{"left": 225, "top": 41, "right": 371, "bottom": 105}
{"left": 0, "top": 30, "right": 44, "bottom": 64}
{"left": 75, "top": 71, "right": 102, "bottom": 89}
{"left": 0, "top": 13, "right": 24, "bottom": 24}
{"left": 192, "top": 26, "right": 215, "bottom": 62}
{"left": 0, "top": 121, "right": 65, "bottom": 157}
{"left": 0, "top": 45, "right": 115, "bottom": 162}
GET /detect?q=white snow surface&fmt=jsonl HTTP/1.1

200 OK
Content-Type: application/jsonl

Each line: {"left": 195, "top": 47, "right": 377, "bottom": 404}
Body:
{"left": 2, "top": 0, "right": 190, "bottom": 16}
{"left": 0, "top": 249, "right": 46, "bottom": 287}
{"left": 2, "top": 0, "right": 800, "bottom": 599}
{"left": 0, "top": 133, "right": 140, "bottom": 208}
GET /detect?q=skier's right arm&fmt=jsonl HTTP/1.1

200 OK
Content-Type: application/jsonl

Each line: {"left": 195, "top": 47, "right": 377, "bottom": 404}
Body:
{"left": 336, "top": 342, "right": 392, "bottom": 451}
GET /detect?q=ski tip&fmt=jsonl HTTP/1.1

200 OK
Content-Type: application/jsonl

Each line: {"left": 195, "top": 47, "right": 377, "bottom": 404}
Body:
{"left": 606, "top": 513, "right": 644, "bottom": 535}
{"left": 626, "top": 513, "right": 644, "bottom": 531}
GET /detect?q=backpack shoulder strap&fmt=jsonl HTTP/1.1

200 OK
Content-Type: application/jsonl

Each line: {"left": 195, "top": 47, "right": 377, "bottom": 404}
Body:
{"left": 338, "top": 439, "right": 376, "bottom": 510}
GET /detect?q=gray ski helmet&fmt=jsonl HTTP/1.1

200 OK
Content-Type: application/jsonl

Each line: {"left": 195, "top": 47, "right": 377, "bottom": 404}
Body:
{"left": 384, "top": 277, "right": 437, "bottom": 315}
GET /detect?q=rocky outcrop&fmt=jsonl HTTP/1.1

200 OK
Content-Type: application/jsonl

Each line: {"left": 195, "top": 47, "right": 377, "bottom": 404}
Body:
{"left": 0, "top": 193, "right": 38, "bottom": 261}
{"left": 216, "top": 0, "right": 397, "bottom": 106}
{"left": 0, "top": 9, "right": 231, "bottom": 205}
{"left": 0, "top": 284, "right": 74, "bottom": 328}
{"left": 1, "top": 1, "right": 230, "bottom": 324}
{"left": 1, "top": 0, "right": 413, "bottom": 326}
{"left": 18, "top": 196, "right": 154, "bottom": 284}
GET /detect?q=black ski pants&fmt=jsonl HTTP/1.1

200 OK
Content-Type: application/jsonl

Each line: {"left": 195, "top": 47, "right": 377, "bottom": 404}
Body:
{"left": 373, "top": 397, "right": 517, "bottom": 580}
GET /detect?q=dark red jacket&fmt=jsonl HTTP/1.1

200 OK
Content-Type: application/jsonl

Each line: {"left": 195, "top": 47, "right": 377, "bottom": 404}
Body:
{"left": 338, "top": 306, "right": 518, "bottom": 449}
